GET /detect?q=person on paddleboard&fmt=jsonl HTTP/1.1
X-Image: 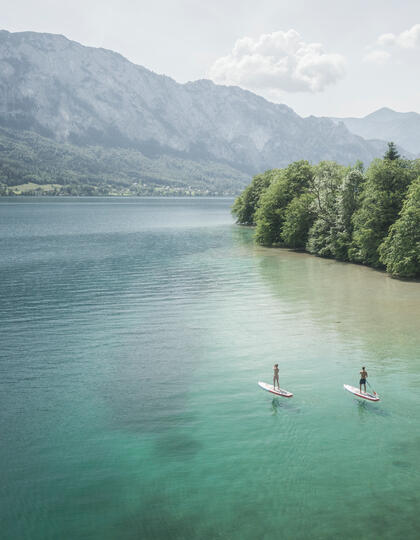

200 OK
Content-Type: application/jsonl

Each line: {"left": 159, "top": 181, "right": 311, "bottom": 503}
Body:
{"left": 359, "top": 367, "right": 368, "bottom": 393}
{"left": 273, "top": 364, "right": 280, "bottom": 389}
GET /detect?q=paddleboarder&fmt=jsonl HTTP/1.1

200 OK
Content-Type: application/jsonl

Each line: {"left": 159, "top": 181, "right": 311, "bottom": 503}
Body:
{"left": 359, "top": 367, "right": 368, "bottom": 393}
{"left": 273, "top": 363, "right": 279, "bottom": 390}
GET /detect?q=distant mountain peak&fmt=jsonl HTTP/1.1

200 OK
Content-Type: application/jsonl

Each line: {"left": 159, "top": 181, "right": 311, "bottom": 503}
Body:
{"left": 366, "top": 107, "right": 398, "bottom": 120}
{"left": 329, "top": 107, "right": 419, "bottom": 155}
{"left": 373, "top": 106, "right": 395, "bottom": 113}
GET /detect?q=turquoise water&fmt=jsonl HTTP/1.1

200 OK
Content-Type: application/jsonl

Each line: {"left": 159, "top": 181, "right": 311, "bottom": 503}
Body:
{"left": 1, "top": 197, "right": 420, "bottom": 540}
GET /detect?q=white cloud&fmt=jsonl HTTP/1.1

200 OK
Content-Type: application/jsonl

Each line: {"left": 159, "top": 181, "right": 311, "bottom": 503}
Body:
{"left": 377, "top": 23, "right": 420, "bottom": 49}
{"left": 208, "top": 30, "right": 345, "bottom": 95}
{"left": 363, "top": 49, "right": 391, "bottom": 64}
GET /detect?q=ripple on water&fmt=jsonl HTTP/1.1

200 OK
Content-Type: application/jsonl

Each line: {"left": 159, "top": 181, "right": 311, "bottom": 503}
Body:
{"left": 2, "top": 199, "right": 420, "bottom": 540}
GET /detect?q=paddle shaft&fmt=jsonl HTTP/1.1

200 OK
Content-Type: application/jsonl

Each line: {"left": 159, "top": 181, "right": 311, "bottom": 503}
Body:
{"left": 366, "top": 379, "right": 377, "bottom": 395}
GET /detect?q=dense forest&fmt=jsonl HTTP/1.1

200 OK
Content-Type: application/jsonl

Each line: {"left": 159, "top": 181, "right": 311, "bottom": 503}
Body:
{"left": 0, "top": 127, "right": 248, "bottom": 197}
{"left": 232, "top": 143, "right": 420, "bottom": 279}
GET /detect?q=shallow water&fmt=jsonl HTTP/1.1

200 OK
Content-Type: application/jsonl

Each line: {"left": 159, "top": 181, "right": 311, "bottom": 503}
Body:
{"left": 1, "top": 197, "right": 420, "bottom": 540}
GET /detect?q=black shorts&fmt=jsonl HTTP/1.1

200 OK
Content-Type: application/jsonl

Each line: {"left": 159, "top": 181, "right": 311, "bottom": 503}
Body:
{"left": 360, "top": 378, "right": 366, "bottom": 385}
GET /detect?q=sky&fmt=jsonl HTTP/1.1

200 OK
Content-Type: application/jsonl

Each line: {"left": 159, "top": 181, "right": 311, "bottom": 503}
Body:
{"left": 1, "top": 0, "right": 420, "bottom": 117}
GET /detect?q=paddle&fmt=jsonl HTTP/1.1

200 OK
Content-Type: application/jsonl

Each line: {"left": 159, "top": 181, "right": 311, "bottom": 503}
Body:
{"left": 366, "top": 380, "right": 377, "bottom": 396}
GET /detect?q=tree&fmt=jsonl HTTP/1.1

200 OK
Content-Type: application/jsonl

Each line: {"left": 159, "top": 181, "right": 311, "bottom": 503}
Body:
{"left": 281, "top": 193, "right": 316, "bottom": 248}
{"left": 255, "top": 161, "right": 314, "bottom": 246}
{"left": 306, "top": 219, "right": 336, "bottom": 257}
{"left": 234, "top": 154, "right": 420, "bottom": 278}
{"left": 232, "top": 170, "right": 276, "bottom": 225}
{"left": 384, "top": 141, "right": 400, "bottom": 161}
{"left": 282, "top": 160, "right": 314, "bottom": 197}
{"left": 306, "top": 161, "right": 348, "bottom": 258}
{"left": 379, "top": 177, "right": 420, "bottom": 278}
{"left": 254, "top": 172, "right": 290, "bottom": 245}
{"left": 309, "top": 161, "right": 347, "bottom": 226}
{"left": 338, "top": 169, "right": 364, "bottom": 234}
{"left": 350, "top": 158, "right": 415, "bottom": 267}
{"left": 323, "top": 168, "right": 366, "bottom": 260}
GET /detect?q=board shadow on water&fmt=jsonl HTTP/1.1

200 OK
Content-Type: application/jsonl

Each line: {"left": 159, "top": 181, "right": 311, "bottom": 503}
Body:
{"left": 270, "top": 397, "right": 301, "bottom": 415}
{"left": 356, "top": 399, "right": 390, "bottom": 417}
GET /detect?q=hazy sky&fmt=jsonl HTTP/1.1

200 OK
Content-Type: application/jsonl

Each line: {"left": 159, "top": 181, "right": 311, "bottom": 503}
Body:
{"left": 2, "top": 0, "right": 420, "bottom": 117}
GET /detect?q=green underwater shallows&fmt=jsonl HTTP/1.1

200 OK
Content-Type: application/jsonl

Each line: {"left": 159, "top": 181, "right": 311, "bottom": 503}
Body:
{"left": 1, "top": 197, "right": 420, "bottom": 540}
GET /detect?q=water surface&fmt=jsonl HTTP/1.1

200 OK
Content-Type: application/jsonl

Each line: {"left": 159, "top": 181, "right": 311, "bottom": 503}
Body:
{"left": 1, "top": 197, "right": 420, "bottom": 539}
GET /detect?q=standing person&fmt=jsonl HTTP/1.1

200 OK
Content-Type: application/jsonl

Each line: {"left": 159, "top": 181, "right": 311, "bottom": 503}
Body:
{"left": 273, "top": 363, "right": 280, "bottom": 390}
{"left": 359, "top": 367, "right": 368, "bottom": 393}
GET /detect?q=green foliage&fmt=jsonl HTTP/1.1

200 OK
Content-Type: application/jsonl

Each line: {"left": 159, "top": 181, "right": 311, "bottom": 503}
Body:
{"left": 0, "top": 127, "right": 249, "bottom": 196}
{"left": 307, "top": 168, "right": 365, "bottom": 260}
{"left": 282, "top": 160, "right": 314, "bottom": 196}
{"left": 350, "top": 158, "right": 416, "bottom": 266}
{"left": 310, "top": 161, "right": 348, "bottom": 224}
{"left": 307, "top": 219, "right": 336, "bottom": 257}
{"left": 305, "top": 162, "right": 348, "bottom": 257}
{"left": 254, "top": 172, "right": 288, "bottom": 245}
{"left": 232, "top": 171, "right": 275, "bottom": 224}
{"left": 305, "top": 162, "right": 364, "bottom": 260}
{"left": 281, "top": 193, "right": 316, "bottom": 248}
{"left": 235, "top": 153, "right": 420, "bottom": 278}
{"left": 338, "top": 169, "right": 365, "bottom": 234}
{"left": 384, "top": 141, "right": 400, "bottom": 161}
{"left": 254, "top": 161, "right": 314, "bottom": 245}
{"left": 379, "top": 177, "right": 420, "bottom": 278}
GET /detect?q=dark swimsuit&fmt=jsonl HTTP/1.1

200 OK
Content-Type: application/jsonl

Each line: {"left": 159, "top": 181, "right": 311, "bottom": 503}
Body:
{"left": 360, "top": 378, "right": 366, "bottom": 385}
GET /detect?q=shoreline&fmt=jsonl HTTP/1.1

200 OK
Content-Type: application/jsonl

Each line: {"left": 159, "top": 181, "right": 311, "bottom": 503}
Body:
{"left": 245, "top": 224, "right": 420, "bottom": 283}
{"left": 0, "top": 194, "right": 237, "bottom": 200}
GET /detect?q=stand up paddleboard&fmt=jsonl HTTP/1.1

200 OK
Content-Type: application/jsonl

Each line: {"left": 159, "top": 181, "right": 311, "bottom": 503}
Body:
{"left": 258, "top": 381, "right": 293, "bottom": 398}
{"left": 343, "top": 384, "right": 380, "bottom": 402}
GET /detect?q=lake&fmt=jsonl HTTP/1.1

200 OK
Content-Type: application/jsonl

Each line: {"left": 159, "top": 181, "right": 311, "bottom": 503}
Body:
{"left": 1, "top": 197, "right": 420, "bottom": 540}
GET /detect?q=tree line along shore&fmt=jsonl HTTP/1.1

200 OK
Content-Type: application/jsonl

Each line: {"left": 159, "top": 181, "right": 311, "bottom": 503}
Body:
{"left": 232, "top": 143, "right": 420, "bottom": 279}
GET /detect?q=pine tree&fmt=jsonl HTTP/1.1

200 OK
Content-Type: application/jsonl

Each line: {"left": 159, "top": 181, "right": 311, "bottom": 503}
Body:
{"left": 384, "top": 141, "right": 400, "bottom": 161}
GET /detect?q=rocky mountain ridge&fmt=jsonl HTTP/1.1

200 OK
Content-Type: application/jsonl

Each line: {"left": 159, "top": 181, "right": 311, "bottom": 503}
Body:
{"left": 330, "top": 107, "right": 420, "bottom": 156}
{"left": 0, "top": 30, "right": 404, "bottom": 193}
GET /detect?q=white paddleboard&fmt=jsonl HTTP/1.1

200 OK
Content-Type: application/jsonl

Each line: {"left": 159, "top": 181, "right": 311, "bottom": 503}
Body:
{"left": 343, "top": 384, "right": 380, "bottom": 402}
{"left": 258, "top": 381, "right": 293, "bottom": 398}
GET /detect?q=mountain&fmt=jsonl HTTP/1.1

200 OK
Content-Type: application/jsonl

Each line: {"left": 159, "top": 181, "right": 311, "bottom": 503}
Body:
{"left": 330, "top": 108, "right": 420, "bottom": 156}
{"left": 0, "top": 30, "right": 395, "bottom": 195}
